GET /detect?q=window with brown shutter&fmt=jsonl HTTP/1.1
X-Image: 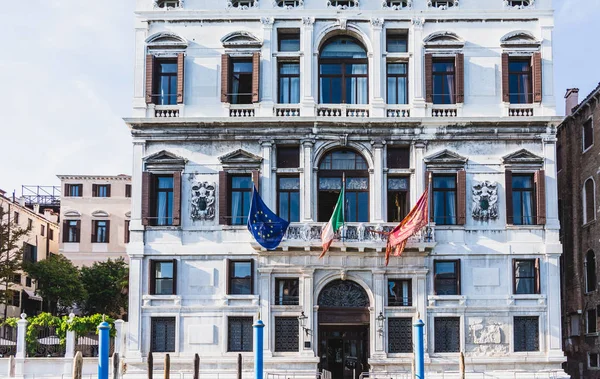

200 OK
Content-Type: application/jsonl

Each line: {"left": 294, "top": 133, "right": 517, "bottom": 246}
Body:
{"left": 142, "top": 172, "right": 152, "bottom": 226}
{"left": 219, "top": 171, "right": 229, "bottom": 225}
{"left": 221, "top": 54, "right": 230, "bottom": 103}
{"left": 455, "top": 53, "right": 464, "bottom": 103}
{"left": 252, "top": 52, "right": 260, "bottom": 103}
{"left": 142, "top": 172, "right": 181, "bottom": 226}
{"left": 534, "top": 169, "right": 546, "bottom": 225}
{"left": 146, "top": 54, "right": 155, "bottom": 104}
{"left": 172, "top": 171, "right": 182, "bottom": 226}
{"left": 124, "top": 220, "right": 131, "bottom": 244}
{"left": 425, "top": 53, "right": 433, "bottom": 103}
{"left": 532, "top": 52, "right": 542, "bottom": 103}
{"left": 177, "top": 53, "right": 184, "bottom": 104}
{"left": 252, "top": 170, "right": 260, "bottom": 192}
{"left": 505, "top": 170, "right": 513, "bottom": 225}
{"left": 456, "top": 169, "right": 466, "bottom": 225}
{"left": 501, "top": 53, "right": 510, "bottom": 103}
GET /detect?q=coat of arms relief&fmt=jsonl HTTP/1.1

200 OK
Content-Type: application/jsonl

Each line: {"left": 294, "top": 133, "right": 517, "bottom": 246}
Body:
{"left": 472, "top": 181, "right": 499, "bottom": 221}
{"left": 191, "top": 181, "right": 216, "bottom": 221}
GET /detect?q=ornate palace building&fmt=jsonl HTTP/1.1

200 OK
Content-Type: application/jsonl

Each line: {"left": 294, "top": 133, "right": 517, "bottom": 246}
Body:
{"left": 124, "top": 0, "right": 566, "bottom": 377}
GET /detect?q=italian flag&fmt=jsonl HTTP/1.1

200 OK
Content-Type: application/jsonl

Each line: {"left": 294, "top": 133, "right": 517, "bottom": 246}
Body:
{"left": 320, "top": 186, "right": 345, "bottom": 258}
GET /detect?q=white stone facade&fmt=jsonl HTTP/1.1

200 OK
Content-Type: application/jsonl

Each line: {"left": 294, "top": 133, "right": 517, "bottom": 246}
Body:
{"left": 125, "top": 0, "right": 567, "bottom": 377}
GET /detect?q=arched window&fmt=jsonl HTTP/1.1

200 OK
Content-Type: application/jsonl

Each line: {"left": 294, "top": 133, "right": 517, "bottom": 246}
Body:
{"left": 586, "top": 250, "right": 597, "bottom": 292}
{"left": 584, "top": 178, "right": 596, "bottom": 224}
{"left": 319, "top": 36, "right": 368, "bottom": 105}
{"left": 318, "top": 149, "right": 369, "bottom": 222}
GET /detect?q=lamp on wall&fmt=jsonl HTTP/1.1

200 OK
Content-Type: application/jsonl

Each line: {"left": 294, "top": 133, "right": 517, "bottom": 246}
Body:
{"left": 376, "top": 311, "right": 386, "bottom": 336}
{"left": 298, "top": 311, "right": 310, "bottom": 336}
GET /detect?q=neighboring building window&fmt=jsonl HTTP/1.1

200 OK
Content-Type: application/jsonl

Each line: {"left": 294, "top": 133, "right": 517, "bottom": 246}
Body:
{"left": 13, "top": 212, "right": 19, "bottom": 225}
{"left": 432, "top": 174, "right": 457, "bottom": 225}
{"left": 92, "top": 220, "right": 110, "bottom": 243}
{"left": 387, "top": 177, "right": 409, "bottom": 222}
{"left": 318, "top": 149, "right": 369, "bottom": 222}
{"left": 388, "top": 279, "right": 412, "bottom": 306}
{"left": 588, "top": 308, "right": 597, "bottom": 334}
{"left": 229, "top": 175, "right": 253, "bottom": 225}
{"left": 27, "top": 219, "right": 33, "bottom": 230}
{"left": 40, "top": 225, "right": 45, "bottom": 236}
{"left": 12, "top": 274, "right": 21, "bottom": 284}
{"left": 386, "top": 30, "right": 408, "bottom": 53}
{"left": 590, "top": 353, "right": 599, "bottom": 368}
{"left": 275, "top": 278, "right": 299, "bottom": 305}
{"left": 432, "top": 58, "right": 456, "bottom": 104}
{"left": 230, "top": 59, "right": 253, "bottom": 104}
{"left": 277, "top": 146, "right": 300, "bottom": 168}
{"left": 584, "top": 118, "right": 594, "bottom": 151}
{"left": 388, "top": 318, "right": 412, "bottom": 353}
{"left": 64, "top": 220, "right": 80, "bottom": 243}
{"left": 387, "top": 62, "right": 408, "bottom": 105}
{"left": 278, "top": 62, "right": 300, "bottom": 104}
{"left": 65, "top": 184, "right": 83, "bottom": 197}
{"left": 228, "top": 317, "right": 253, "bottom": 352}
{"left": 278, "top": 177, "right": 300, "bottom": 222}
{"left": 511, "top": 174, "right": 535, "bottom": 225}
{"left": 125, "top": 220, "right": 131, "bottom": 244}
{"left": 154, "top": 176, "right": 174, "bottom": 226}
{"left": 48, "top": 228, "right": 54, "bottom": 241}
{"left": 228, "top": 260, "right": 253, "bottom": 295}
{"left": 93, "top": 184, "right": 111, "bottom": 198}
{"left": 151, "top": 317, "right": 176, "bottom": 352}
{"left": 153, "top": 59, "right": 178, "bottom": 105}
{"left": 514, "top": 316, "right": 539, "bottom": 352}
{"left": 274, "top": 317, "right": 299, "bottom": 352}
{"left": 25, "top": 277, "right": 32, "bottom": 288}
{"left": 11, "top": 292, "right": 20, "bottom": 308}
{"left": 319, "top": 36, "right": 368, "bottom": 104}
{"left": 434, "top": 317, "right": 460, "bottom": 353}
{"left": 150, "top": 260, "right": 176, "bottom": 295}
{"left": 278, "top": 30, "right": 300, "bottom": 52}
{"left": 585, "top": 178, "right": 596, "bottom": 224}
{"left": 508, "top": 58, "right": 532, "bottom": 104}
{"left": 513, "top": 259, "right": 539, "bottom": 294}
{"left": 23, "top": 243, "right": 37, "bottom": 264}
{"left": 586, "top": 250, "right": 597, "bottom": 293}
{"left": 434, "top": 260, "right": 460, "bottom": 295}
{"left": 125, "top": 184, "right": 132, "bottom": 198}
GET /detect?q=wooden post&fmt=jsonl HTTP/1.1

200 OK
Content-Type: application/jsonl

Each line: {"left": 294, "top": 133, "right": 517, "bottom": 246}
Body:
{"left": 237, "top": 353, "right": 242, "bottom": 379}
{"left": 72, "top": 351, "right": 83, "bottom": 379}
{"left": 193, "top": 353, "right": 200, "bottom": 379}
{"left": 164, "top": 354, "right": 170, "bottom": 379}
{"left": 459, "top": 351, "right": 465, "bottom": 379}
{"left": 148, "top": 352, "right": 153, "bottom": 379}
{"left": 112, "top": 353, "right": 119, "bottom": 379}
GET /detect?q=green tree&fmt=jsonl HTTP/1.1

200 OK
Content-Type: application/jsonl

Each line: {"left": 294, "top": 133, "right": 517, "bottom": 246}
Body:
{"left": 80, "top": 258, "right": 128, "bottom": 318}
{"left": 0, "top": 204, "right": 30, "bottom": 320}
{"left": 25, "top": 254, "right": 85, "bottom": 315}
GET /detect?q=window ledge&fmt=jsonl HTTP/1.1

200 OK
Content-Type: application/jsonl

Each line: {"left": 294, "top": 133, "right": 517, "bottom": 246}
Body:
{"left": 434, "top": 225, "right": 464, "bottom": 230}
{"left": 506, "top": 225, "right": 544, "bottom": 230}
{"left": 273, "top": 52, "right": 303, "bottom": 58}
{"left": 585, "top": 332, "right": 599, "bottom": 337}
{"left": 143, "top": 295, "right": 180, "bottom": 300}
{"left": 510, "top": 294, "right": 544, "bottom": 300}
{"left": 145, "top": 226, "right": 179, "bottom": 230}
{"left": 225, "top": 294, "right": 259, "bottom": 300}
{"left": 583, "top": 144, "right": 594, "bottom": 154}
{"left": 384, "top": 52, "right": 411, "bottom": 59}
{"left": 583, "top": 219, "right": 597, "bottom": 228}
{"left": 222, "top": 225, "right": 249, "bottom": 231}
{"left": 271, "top": 304, "right": 301, "bottom": 309}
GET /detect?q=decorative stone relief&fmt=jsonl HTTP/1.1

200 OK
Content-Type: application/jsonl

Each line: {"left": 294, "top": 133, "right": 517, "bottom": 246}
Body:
{"left": 370, "top": 18, "right": 384, "bottom": 28}
{"left": 382, "top": 0, "right": 411, "bottom": 10}
{"left": 327, "top": 0, "right": 359, "bottom": 10}
{"left": 302, "top": 16, "right": 315, "bottom": 26}
{"left": 227, "top": 0, "right": 259, "bottom": 10}
{"left": 260, "top": 17, "right": 274, "bottom": 26}
{"left": 411, "top": 17, "right": 425, "bottom": 29}
{"left": 467, "top": 318, "right": 509, "bottom": 356}
{"left": 472, "top": 181, "right": 499, "bottom": 221}
{"left": 317, "top": 280, "right": 369, "bottom": 307}
{"left": 273, "top": 0, "right": 304, "bottom": 8}
{"left": 191, "top": 181, "right": 216, "bottom": 221}
{"left": 428, "top": 0, "right": 458, "bottom": 9}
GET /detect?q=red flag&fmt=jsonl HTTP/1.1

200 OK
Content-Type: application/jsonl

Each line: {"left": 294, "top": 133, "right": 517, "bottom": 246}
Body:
{"left": 385, "top": 186, "right": 429, "bottom": 266}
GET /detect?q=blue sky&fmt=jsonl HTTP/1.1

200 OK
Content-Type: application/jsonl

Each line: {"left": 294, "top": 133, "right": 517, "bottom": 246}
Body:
{"left": 0, "top": 0, "right": 597, "bottom": 195}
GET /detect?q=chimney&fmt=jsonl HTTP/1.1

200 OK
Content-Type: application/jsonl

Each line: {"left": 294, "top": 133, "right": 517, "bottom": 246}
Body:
{"left": 565, "top": 88, "right": 580, "bottom": 116}
{"left": 33, "top": 204, "right": 40, "bottom": 214}
{"left": 0, "top": 189, "right": 5, "bottom": 198}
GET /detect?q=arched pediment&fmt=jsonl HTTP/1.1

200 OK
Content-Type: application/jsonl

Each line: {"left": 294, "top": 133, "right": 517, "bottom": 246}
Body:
{"left": 146, "top": 31, "right": 188, "bottom": 49}
{"left": 63, "top": 210, "right": 82, "bottom": 218}
{"left": 424, "top": 31, "right": 465, "bottom": 48}
{"left": 500, "top": 31, "right": 540, "bottom": 48}
{"left": 221, "top": 31, "right": 262, "bottom": 48}
{"left": 92, "top": 210, "right": 110, "bottom": 218}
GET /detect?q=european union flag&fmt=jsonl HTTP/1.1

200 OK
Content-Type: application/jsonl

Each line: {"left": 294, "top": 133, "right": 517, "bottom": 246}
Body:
{"left": 247, "top": 186, "right": 290, "bottom": 250}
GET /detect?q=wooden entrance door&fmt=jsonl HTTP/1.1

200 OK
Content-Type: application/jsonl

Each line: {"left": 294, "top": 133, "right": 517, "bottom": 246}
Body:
{"left": 319, "top": 324, "right": 369, "bottom": 379}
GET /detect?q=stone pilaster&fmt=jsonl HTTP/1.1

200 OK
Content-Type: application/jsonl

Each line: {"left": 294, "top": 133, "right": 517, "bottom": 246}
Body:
{"left": 410, "top": 17, "right": 426, "bottom": 117}
{"left": 301, "top": 139, "right": 314, "bottom": 222}
{"left": 370, "top": 18, "right": 385, "bottom": 117}
{"left": 301, "top": 17, "right": 315, "bottom": 116}
{"left": 261, "top": 139, "right": 275, "bottom": 209}
{"left": 372, "top": 139, "right": 386, "bottom": 222}
{"left": 259, "top": 17, "right": 275, "bottom": 116}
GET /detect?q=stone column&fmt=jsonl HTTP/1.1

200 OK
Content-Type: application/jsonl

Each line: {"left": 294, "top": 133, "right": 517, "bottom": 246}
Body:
{"left": 300, "top": 17, "right": 316, "bottom": 116}
{"left": 372, "top": 140, "right": 386, "bottom": 223}
{"left": 259, "top": 17, "right": 275, "bottom": 117}
{"left": 301, "top": 139, "right": 314, "bottom": 222}
{"left": 114, "top": 320, "right": 125, "bottom": 356}
{"left": 373, "top": 269, "right": 386, "bottom": 356}
{"left": 370, "top": 18, "right": 385, "bottom": 117}
{"left": 65, "top": 314, "right": 76, "bottom": 358}
{"left": 261, "top": 140, "right": 275, "bottom": 209}
{"left": 126, "top": 254, "right": 144, "bottom": 359}
{"left": 410, "top": 17, "right": 426, "bottom": 117}
{"left": 413, "top": 142, "right": 427, "bottom": 207}
{"left": 258, "top": 267, "right": 273, "bottom": 357}
{"left": 302, "top": 268, "right": 316, "bottom": 356}
{"left": 15, "top": 314, "right": 27, "bottom": 359}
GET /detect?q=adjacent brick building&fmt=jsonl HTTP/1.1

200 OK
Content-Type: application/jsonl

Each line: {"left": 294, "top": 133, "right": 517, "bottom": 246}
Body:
{"left": 559, "top": 84, "right": 600, "bottom": 378}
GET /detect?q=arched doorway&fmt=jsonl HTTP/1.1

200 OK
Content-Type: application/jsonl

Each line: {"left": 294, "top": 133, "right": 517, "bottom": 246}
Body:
{"left": 317, "top": 280, "right": 370, "bottom": 379}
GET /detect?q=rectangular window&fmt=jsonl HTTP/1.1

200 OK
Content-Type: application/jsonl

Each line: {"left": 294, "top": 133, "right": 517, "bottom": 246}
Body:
{"left": 434, "top": 260, "right": 460, "bottom": 295}
{"left": 48, "top": 228, "right": 54, "bottom": 241}
{"left": 434, "top": 317, "right": 460, "bottom": 353}
{"left": 151, "top": 317, "right": 176, "bottom": 352}
{"left": 154, "top": 59, "right": 178, "bottom": 105}
{"left": 93, "top": 184, "right": 111, "bottom": 198}
{"left": 274, "top": 317, "right": 299, "bottom": 352}
{"left": 64, "top": 220, "right": 80, "bottom": 243}
{"left": 27, "top": 219, "right": 33, "bottom": 230}
{"left": 125, "top": 220, "right": 131, "bottom": 244}
{"left": 150, "top": 260, "right": 176, "bottom": 295}
{"left": 278, "top": 31, "right": 300, "bottom": 52}
{"left": 387, "top": 177, "right": 409, "bottom": 223}
{"left": 387, "top": 279, "right": 412, "bottom": 306}
{"left": 65, "top": 184, "right": 83, "bottom": 197}
{"left": 386, "top": 30, "right": 408, "bottom": 53}
{"left": 388, "top": 318, "right": 412, "bottom": 353}
{"left": 514, "top": 316, "right": 539, "bottom": 352}
{"left": 512, "top": 174, "right": 535, "bottom": 225}
{"left": 584, "top": 119, "right": 594, "bottom": 151}
{"left": 230, "top": 59, "right": 253, "bottom": 104}
{"left": 40, "top": 225, "right": 45, "bottom": 236}
{"left": 125, "top": 184, "right": 132, "bottom": 198}
{"left": 387, "top": 62, "right": 408, "bottom": 105}
{"left": 432, "top": 59, "right": 456, "bottom": 104}
{"left": 11, "top": 292, "right": 20, "bottom": 308}
{"left": 432, "top": 174, "right": 457, "bottom": 225}
{"left": 228, "top": 260, "right": 253, "bottom": 295}
{"left": 25, "top": 277, "right": 32, "bottom": 288}
{"left": 228, "top": 317, "right": 253, "bottom": 352}
{"left": 278, "top": 176, "right": 300, "bottom": 222}
{"left": 277, "top": 146, "right": 300, "bottom": 168}
{"left": 153, "top": 176, "right": 174, "bottom": 226}
{"left": 588, "top": 308, "right": 597, "bottom": 334}
{"left": 590, "top": 353, "right": 599, "bottom": 368}
{"left": 12, "top": 274, "right": 21, "bottom": 284}
{"left": 23, "top": 243, "right": 37, "bottom": 264}
{"left": 229, "top": 175, "right": 252, "bottom": 225}
{"left": 387, "top": 147, "right": 410, "bottom": 169}
{"left": 13, "top": 212, "right": 19, "bottom": 225}
{"left": 278, "top": 62, "right": 300, "bottom": 104}
{"left": 513, "top": 259, "right": 539, "bottom": 294}
{"left": 508, "top": 58, "right": 532, "bottom": 104}
{"left": 92, "top": 220, "right": 109, "bottom": 243}
{"left": 275, "top": 278, "right": 299, "bottom": 305}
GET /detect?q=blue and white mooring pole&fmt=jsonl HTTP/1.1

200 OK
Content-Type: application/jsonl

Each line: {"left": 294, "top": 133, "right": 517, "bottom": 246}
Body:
{"left": 253, "top": 317, "right": 265, "bottom": 379}
{"left": 98, "top": 317, "right": 111, "bottom": 379}
{"left": 414, "top": 318, "right": 425, "bottom": 379}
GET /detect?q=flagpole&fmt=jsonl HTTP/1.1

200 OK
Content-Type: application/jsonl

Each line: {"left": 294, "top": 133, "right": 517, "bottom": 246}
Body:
{"left": 342, "top": 172, "right": 346, "bottom": 244}
{"left": 427, "top": 172, "right": 432, "bottom": 238}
